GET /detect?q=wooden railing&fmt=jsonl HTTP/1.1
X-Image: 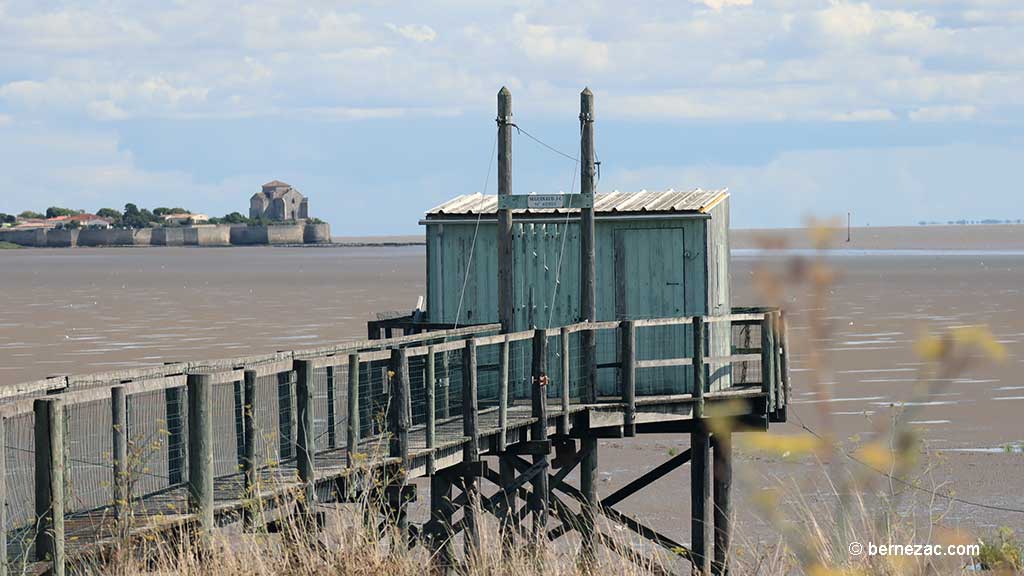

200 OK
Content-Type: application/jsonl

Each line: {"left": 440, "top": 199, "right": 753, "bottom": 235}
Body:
{"left": 0, "top": 310, "right": 789, "bottom": 574}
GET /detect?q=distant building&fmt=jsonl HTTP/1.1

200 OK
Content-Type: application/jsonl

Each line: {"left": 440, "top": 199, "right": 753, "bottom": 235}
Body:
{"left": 15, "top": 214, "right": 112, "bottom": 229}
{"left": 161, "top": 213, "right": 209, "bottom": 225}
{"left": 249, "top": 180, "right": 309, "bottom": 221}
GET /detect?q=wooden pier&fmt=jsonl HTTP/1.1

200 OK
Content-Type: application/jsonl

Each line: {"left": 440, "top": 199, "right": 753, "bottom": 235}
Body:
{"left": 0, "top": 310, "right": 789, "bottom": 575}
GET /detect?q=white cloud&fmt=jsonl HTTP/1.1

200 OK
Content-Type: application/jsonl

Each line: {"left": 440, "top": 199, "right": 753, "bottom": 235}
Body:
{"left": 387, "top": 23, "right": 437, "bottom": 42}
{"left": 909, "top": 105, "right": 977, "bottom": 122}
{"left": 692, "top": 0, "right": 753, "bottom": 11}
{"left": 0, "top": 113, "right": 11, "bottom": 126}
{"left": 0, "top": 0, "right": 1020, "bottom": 124}
{"left": 831, "top": 108, "right": 897, "bottom": 122}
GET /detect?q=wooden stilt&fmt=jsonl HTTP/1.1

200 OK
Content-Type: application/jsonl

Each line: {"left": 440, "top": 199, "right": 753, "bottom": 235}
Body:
{"left": 387, "top": 349, "right": 412, "bottom": 542}
{"left": 529, "top": 329, "right": 550, "bottom": 541}
{"left": 713, "top": 433, "right": 733, "bottom": 576}
{"left": 462, "top": 339, "right": 481, "bottom": 558}
{"left": 580, "top": 435, "right": 598, "bottom": 566}
{"left": 347, "top": 353, "right": 360, "bottom": 468}
{"left": 430, "top": 472, "right": 455, "bottom": 574}
{"left": 691, "top": 317, "right": 712, "bottom": 574}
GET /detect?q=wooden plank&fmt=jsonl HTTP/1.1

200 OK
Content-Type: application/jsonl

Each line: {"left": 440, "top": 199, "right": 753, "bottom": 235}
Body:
{"left": 635, "top": 358, "right": 693, "bottom": 369}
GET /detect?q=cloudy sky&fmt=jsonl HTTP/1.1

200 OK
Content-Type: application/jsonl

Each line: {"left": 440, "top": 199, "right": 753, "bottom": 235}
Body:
{"left": 1, "top": 0, "right": 1022, "bottom": 233}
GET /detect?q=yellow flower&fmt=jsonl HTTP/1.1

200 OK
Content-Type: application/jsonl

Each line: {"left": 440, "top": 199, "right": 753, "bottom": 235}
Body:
{"left": 854, "top": 441, "right": 895, "bottom": 471}
{"left": 739, "top": 432, "right": 822, "bottom": 457}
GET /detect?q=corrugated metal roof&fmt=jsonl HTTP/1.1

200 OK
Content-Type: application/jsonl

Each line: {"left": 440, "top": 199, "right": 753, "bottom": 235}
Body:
{"left": 426, "top": 189, "right": 728, "bottom": 216}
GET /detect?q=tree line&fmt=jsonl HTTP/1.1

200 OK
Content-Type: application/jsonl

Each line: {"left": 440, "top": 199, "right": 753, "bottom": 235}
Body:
{"left": 1, "top": 205, "right": 280, "bottom": 229}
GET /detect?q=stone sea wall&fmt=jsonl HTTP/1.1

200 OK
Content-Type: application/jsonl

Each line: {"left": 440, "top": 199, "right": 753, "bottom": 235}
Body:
{"left": 0, "top": 222, "right": 330, "bottom": 248}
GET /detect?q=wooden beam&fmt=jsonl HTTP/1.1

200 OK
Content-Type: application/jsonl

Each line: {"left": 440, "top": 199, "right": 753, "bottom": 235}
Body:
{"left": 603, "top": 449, "right": 691, "bottom": 509}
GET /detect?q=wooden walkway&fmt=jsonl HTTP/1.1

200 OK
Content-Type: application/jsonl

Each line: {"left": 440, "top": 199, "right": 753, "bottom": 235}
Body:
{"left": 1, "top": 311, "right": 789, "bottom": 576}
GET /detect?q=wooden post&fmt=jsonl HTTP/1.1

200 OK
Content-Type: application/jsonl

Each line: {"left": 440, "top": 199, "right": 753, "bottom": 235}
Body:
{"left": 579, "top": 88, "right": 597, "bottom": 405}
{"left": 693, "top": 317, "right": 706, "bottom": 417}
{"left": 326, "top": 364, "right": 337, "bottom": 449}
{"left": 295, "top": 359, "right": 316, "bottom": 509}
{"left": 112, "top": 386, "right": 129, "bottom": 522}
{"left": 34, "top": 398, "right": 65, "bottom": 575}
{"left": 426, "top": 346, "right": 437, "bottom": 475}
{"left": 580, "top": 436, "right": 598, "bottom": 565}
{"left": 497, "top": 335, "right": 515, "bottom": 551}
{"left": 278, "top": 370, "right": 295, "bottom": 461}
{"left": 165, "top": 386, "right": 185, "bottom": 485}
{"left": 498, "top": 336, "right": 510, "bottom": 450}
{"left": 388, "top": 349, "right": 412, "bottom": 541}
{"left": 529, "top": 329, "right": 549, "bottom": 539}
{"left": 233, "top": 378, "right": 245, "bottom": 467}
{"left": 760, "top": 312, "right": 776, "bottom": 413}
{"left": 430, "top": 473, "right": 455, "bottom": 573}
{"left": 713, "top": 432, "right": 733, "bottom": 576}
{"left": 242, "top": 369, "right": 258, "bottom": 531}
{"left": 347, "top": 353, "right": 360, "bottom": 466}
{"left": 560, "top": 327, "right": 571, "bottom": 435}
{"left": 0, "top": 417, "right": 5, "bottom": 576}
{"left": 621, "top": 320, "right": 636, "bottom": 437}
{"left": 462, "top": 339, "right": 481, "bottom": 557}
{"left": 497, "top": 86, "right": 515, "bottom": 335}
{"left": 691, "top": 317, "right": 712, "bottom": 575}
{"left": 779, "top": 311, "right": 791, "bottom": 420}
{"left": 187, "top": 373, "right": 214, "bottom": 540}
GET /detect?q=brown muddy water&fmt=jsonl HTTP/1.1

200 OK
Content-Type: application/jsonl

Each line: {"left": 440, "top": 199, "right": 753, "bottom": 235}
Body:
{"left": 2, "top": 245, "right": 1022, "bottom": 544}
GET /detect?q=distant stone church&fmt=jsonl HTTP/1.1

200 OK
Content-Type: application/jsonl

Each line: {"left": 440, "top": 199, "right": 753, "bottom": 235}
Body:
{"left": 249, "top": 180, "right": 309, "bottom": 221}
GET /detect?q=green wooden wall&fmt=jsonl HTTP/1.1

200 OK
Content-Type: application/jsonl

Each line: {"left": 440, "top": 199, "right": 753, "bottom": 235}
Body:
{"left": 425, "top": 211, "right": 730, "bottom": 398}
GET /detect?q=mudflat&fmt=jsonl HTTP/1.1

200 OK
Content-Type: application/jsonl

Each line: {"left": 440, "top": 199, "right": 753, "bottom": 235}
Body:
{"left": 2, "top": 225, "right": 1022, "bottom": 544}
